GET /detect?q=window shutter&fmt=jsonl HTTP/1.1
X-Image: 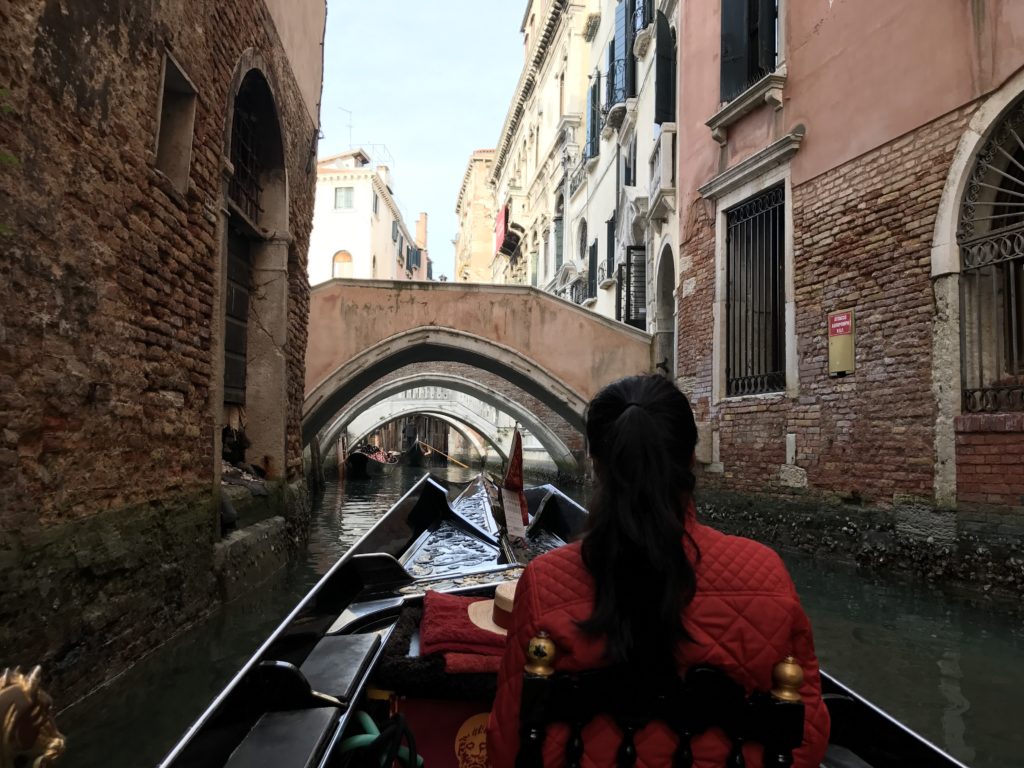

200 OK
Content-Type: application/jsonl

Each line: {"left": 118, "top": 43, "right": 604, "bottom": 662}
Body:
{"left": 655, "top": 11, "right": 676, "bottom": 125}
{"left": 585, "top": 84, "right": 594, "bottom": 157}
{"left": 606, "top": 217, "right": 615, "bottom": 277}
{"left": 616, "top": 263, "right": 624, "bottom": 322}
{"left": 554, "top": 216, "right": 564, "bottom": 269}
{"left": 756, "top": 0, "right": 777, "bottom": 73}
{"left": 622, "top": 0, "right": 637, "bottom": 98}
{"left": 720, "top": 0, "right": 749, "bottom": 101}
{"left": 613, "top": 2, "right": 626, "bottom": 102}
{"left": 588, "top": 240, "right": 598, "bottom": 298}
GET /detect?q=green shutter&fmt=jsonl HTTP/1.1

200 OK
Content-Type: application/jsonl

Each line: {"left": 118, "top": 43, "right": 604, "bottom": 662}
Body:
{"left": 655, "top": 11, "right": 676, "bottom": 124}
{"left": 720, "top": 0, "right": 749, "bottom": 101}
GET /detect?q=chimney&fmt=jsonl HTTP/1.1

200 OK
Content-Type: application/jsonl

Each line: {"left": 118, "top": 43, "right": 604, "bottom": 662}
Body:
{"left": 376, "top": 164, "right": 390, "bottom": 188}
{"left": 416, "top": 212, "right": 428, "bottom": 249}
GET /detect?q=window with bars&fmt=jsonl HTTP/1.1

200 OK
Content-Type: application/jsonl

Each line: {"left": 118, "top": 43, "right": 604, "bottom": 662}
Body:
{"left": 958, "top": 99, "right": 1024, "bottom": 413}
{"left": 725, "top": 184, "right": 785, "bottom": 396}
{"left": 720, "top": 0, "right": 778, "bottom": 103}
{"left": 617, "top": 245, "right": 647, "bottom": 329}
{"left": 334, "top": 186, "right": 354, "bottom": 209}
{"left": 229, "top": 104, "right": 262, "bottom": 223}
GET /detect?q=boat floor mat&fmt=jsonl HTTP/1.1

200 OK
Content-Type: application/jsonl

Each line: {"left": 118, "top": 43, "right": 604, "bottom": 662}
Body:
{"left": 300, "top": 632, "right": 381, "bottom": 703}
{"left": 224, "top": 707, "right": 338, "bottom": 768}
{"left": 373, "top": 605, "right": 498, "bottom": 702}
{"left": 822, "top": 744, "right": 874, "bottom": 767}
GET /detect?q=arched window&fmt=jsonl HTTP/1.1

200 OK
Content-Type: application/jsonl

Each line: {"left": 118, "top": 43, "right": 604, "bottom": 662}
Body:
{"left": 958, "top": 98, "right": 1024, "bottom": 412}
{"left": 333, "top": 250, "right": 353, "bottom": 279}
{"left": 554, "top": 194, "right": 565, "bottom": 270}
{"left": 578, "top": 220, "right": 588, "bottom": 265}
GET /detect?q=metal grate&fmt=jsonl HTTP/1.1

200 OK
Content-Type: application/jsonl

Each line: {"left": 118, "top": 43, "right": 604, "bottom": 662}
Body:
{"left": 229, "top": 106, "right": 263, "bottom": 223}
{"left": 617, "top": 245, "right": 646, "bottom": 329}
{"left": 726, "top": 184, "right": 785, "bottom": 397}
{"left": 958, "top": 99, "right": 1024, "bottom": 412}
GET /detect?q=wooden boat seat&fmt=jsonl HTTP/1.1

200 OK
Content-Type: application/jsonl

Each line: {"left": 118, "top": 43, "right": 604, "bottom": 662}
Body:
{"left": 516, "top": 632, "right": 805, "bottom": 768}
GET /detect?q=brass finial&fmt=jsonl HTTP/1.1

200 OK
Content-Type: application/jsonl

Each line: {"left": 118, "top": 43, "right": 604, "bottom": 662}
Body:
{"left": 1, "top": 665, "right": 66, "bottom": 767}
{"left": 770, "top": 656, "right": 803, "bottom": 703}
{"left": 524, "top": 631, "right": 556, "bottom": 677}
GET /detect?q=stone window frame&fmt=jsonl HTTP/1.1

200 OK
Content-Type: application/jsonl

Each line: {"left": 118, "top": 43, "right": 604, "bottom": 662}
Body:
{"left": 709, "top": 161, "right": 798, "bottom": 404}
{"left": 154, "top": 52, "right": 198, "bottom": 193}
{"left": 706, "top": 0, "right": 787, "bottom": 146}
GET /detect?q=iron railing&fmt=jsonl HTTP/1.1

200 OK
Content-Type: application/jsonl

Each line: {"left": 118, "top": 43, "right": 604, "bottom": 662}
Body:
{"left": 603, "top": 59, "right": 627, "bottom": 115}
{"left": 569, "top": 157, "right": 588, "bottom": 196}
{"left": 633, "top": 0, "right": 653, "bottom": 33}
{"left": 725, "top": 185, "right": 785, "bottom": 397}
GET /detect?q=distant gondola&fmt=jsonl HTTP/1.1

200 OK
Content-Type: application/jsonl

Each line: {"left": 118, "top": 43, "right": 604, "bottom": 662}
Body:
{"left": 344, "top": 444, "right": 398, "bottom": 478}
{"left": 159, "top": 471, "right": 968, "bottom": 768}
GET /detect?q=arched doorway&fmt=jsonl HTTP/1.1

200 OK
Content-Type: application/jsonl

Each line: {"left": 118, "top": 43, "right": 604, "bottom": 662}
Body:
{"left": 221, "top": 65, "right": 290, "bottom": 478}
{"left": 654, "top": 245, "right": 676, "bottom": 377}
{"left": 957, "top": 96, "right": 1024, "bottom": 413}
{"left": 333, "top": 250, "right": 353, "bottom": 278}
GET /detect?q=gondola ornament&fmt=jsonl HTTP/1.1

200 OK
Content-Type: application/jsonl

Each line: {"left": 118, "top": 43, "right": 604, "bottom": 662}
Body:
{"left": 524, "top": 632, "right": 556, "bottom": 677}
{"left": 0, "top": 666, "right": 65, "bottom": 767}
{"left": 770, "top": 656, "right": 803, "bottom": 703}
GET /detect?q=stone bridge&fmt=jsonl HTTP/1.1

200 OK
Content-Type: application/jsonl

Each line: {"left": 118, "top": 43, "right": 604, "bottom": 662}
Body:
{"left": 303, "top": 280, "right": 654, "bottom": 466}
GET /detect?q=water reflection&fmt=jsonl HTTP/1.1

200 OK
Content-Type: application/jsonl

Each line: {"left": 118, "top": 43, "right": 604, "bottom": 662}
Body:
{"left": 57, "top": 468, "right": 1020, "bottom": 768}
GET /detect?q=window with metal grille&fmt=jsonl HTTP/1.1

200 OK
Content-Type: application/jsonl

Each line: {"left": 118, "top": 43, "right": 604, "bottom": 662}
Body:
{"left": 957, "top": 99, "right": 1024, "bottom": 413}
{"left": 224, "top": 230, "right": 252, "bottom": 405}
{"left": 334, "top": 186, "right": 354, "bottom": 209}
{"left": 725, "top": 184, "right": 785, "bottom": 396}
{"left": 617, "top": 245, "right": 647, "bottom": 329}
{"left": 720, "top": 0, "right": 778, "bottom": 103}
{"left": 229, "top": 104, "right": 262, "bottom": 223}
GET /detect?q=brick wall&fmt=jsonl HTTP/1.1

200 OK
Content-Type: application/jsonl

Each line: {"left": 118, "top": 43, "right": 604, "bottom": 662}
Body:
{"left": 955, "top": 413, "right": 1024, "bottom": 509}
{"left": 0, "top": 0, "right": 315, "bottom": 697}
{"left": 679, "top": 107, "right": 975, "bottom": 505}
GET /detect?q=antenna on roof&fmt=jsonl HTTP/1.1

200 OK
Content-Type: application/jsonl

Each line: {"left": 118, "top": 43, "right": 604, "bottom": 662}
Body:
{"left": 337, "top": 106, "right": 354, "bottom": 148}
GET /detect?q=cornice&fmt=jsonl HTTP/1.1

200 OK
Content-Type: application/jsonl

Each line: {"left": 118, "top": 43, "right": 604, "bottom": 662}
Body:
{"left": 490, "top": 0, "right": 570, "bottom": 186}
{"left": 698, "top": 124, "right": 806, "bottom": 200}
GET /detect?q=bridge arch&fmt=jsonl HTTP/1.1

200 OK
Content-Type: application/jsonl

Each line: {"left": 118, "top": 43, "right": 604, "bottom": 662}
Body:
{"left": 347, "top": 406, "right": 509, "bottom": 465}
{"left": 303, "top": 326, "right": 591, "bottom": 443}
{"left": 316, "top": 373, "right": 578, "bottom": 473}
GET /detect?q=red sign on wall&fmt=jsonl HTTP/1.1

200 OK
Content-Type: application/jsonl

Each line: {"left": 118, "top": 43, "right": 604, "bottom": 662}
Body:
{"left": 494, "top": 203, "right": 507, "bottom": 254}
{"left": 829, "top": 311, "right": 852, "bottom": 337}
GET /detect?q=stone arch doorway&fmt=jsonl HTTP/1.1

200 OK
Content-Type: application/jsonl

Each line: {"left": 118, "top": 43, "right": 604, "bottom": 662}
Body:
{"left": 220, "top": 63, "right": 290, "bottom": 479}
{"left": 931, "top": 70, "right": 1024, "bottom": 505}
{"left": 333, "top": 250, "right": 353, "bottom": 278}
{"left": 654, "top": 244, "right": 676, "bottom": 377}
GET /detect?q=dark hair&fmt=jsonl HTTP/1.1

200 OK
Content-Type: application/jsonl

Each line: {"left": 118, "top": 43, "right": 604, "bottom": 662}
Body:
{"left": 578, "top": 374, "right": 699, "bottom": 672}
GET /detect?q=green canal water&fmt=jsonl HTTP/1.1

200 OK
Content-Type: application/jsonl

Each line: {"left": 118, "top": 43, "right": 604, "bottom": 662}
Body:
{"left": 59, "top": 466, "right": 1022, "bottom": 768}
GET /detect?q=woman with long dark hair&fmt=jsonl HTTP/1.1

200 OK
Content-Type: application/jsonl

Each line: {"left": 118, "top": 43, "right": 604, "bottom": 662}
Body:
{"left": 487, "top": 374, "right": 829, "bottom": 767}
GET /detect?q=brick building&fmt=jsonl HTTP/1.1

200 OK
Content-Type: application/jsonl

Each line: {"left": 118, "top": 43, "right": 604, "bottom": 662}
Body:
{"left": 676, "top": 1, "right": 1024, "bottom": 539}
{"left": 0, "top": 0, "right": 325, "bottom": 697}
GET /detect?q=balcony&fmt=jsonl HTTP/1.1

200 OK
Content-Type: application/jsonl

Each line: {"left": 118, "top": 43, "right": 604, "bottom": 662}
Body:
{"left": 569, "top": 156, "right": 588, "bottom": 197}
{"left": 602, "top": 59, "right": 628, "bottom": 132}
{"left": 649, "top": 123, "right": 677, "bottom": 221}
{"left": 632, "top": 0, "right": 655, "bottom": 57}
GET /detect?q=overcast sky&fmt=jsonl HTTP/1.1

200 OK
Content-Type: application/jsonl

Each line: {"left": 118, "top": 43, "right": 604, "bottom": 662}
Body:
{"left": 319, "top": 1, "right": 526, "bottom": 279}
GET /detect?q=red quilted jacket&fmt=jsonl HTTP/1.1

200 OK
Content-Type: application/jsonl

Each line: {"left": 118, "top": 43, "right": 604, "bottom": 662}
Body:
{"left": 487, "top": 521, "right": 830, "bottom": 767}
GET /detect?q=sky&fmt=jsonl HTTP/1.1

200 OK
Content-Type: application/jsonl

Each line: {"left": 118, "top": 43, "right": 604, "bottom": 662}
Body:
{"left": 319, "top": 1, "right": 527, "bottom": 280}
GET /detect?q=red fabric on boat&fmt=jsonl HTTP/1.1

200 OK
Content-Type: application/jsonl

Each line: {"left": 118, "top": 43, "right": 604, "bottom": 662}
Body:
{"left": 420, "top": 590, "right": 506, "bottom": 656}
{"left": 444, "top": 652, "right": 502, "bottom": 674}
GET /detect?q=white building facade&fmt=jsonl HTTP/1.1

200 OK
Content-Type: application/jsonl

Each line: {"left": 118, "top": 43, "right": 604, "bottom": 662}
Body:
{"left": 309, "top": 149, "right": 430, "bottom": 286}
{"left": 489, "top": 0, "right": 680, "bottom": 374}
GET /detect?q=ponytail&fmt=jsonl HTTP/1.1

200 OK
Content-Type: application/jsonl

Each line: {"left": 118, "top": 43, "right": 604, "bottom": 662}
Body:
{"left": 578, "top": 375, "right": 699, "bottom": 672}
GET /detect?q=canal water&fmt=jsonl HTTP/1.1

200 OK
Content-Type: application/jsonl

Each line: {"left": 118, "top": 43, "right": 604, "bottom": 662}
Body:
{"left": 59, "top": 466, "right": 1022, "bottom": 768}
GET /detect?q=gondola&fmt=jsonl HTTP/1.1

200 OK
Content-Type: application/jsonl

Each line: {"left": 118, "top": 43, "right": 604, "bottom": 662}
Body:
{"left": 159, "top": 472, "right": 968, "bottom": 768}
{"left": 344, "top": 444, "right": 398, "bottom": 478}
